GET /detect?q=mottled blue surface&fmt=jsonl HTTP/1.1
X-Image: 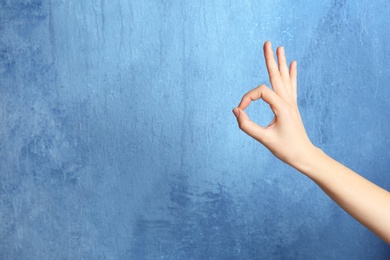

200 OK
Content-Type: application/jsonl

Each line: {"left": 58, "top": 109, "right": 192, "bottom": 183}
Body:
{"left": 1, "top": 0, "right": 390, "bottom": 259}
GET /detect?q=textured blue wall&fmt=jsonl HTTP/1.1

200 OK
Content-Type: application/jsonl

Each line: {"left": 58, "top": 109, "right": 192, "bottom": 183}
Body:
{"left": 1, "top": 0, "right": 390, "bottom": 259}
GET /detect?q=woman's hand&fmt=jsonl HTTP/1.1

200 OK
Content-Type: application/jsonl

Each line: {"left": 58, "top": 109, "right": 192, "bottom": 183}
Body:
{"left": 233, "top": 41, "right": 315, "bottom": 167}
{"left": 233, "top": 41, "right": 390, "bottom": 245}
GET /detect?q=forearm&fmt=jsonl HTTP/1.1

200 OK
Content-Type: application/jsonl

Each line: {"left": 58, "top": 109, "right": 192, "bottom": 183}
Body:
{"left": 294, "top": 147, "right": 390, "bottom": 244}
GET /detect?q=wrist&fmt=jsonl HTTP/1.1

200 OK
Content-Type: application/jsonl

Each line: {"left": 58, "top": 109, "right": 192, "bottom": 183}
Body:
{"left": 290, "top": 144, "right": 326, "bottom": 176}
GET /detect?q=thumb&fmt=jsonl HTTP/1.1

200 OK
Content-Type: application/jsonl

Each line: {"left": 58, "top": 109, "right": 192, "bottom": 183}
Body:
{"left": 232, "top": 107, "right": 240, "bottom": 118}
{"left": 233, "top": 107, "right": 250, "bottom": 122}
{"left": 233, "top": 108, "right": 267, "bottom": 143}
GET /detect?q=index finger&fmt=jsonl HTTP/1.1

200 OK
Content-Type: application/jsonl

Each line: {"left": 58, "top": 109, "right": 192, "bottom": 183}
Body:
{"left": 238, "top": 84, "right": 284, "bottom": 112}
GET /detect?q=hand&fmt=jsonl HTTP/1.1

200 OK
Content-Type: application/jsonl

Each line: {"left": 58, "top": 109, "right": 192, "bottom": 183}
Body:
{"left": 233, "top": 42, "right": 390, "bottom": 244}
{"left": 233, "top": 41, "right": 315, "bottom": 167}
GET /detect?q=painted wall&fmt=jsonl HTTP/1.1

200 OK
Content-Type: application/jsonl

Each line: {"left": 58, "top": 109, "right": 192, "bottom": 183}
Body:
{"left": 1, "top": 0, "right": 390, "bottom": 259}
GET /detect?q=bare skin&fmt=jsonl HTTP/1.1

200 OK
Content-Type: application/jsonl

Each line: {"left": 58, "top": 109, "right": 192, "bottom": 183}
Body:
{"left": 233, "top": 41, "right": 390, "bottom": 245}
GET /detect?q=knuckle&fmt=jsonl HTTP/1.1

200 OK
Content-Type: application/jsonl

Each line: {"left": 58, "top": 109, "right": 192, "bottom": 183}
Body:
{"left": 257, "top": 84, "right": 268, "bottom": 94}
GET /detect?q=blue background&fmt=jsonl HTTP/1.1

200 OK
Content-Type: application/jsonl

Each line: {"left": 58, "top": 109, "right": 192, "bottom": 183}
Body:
{"left": 1, "top": 0, "right": 390, "bottom": 259}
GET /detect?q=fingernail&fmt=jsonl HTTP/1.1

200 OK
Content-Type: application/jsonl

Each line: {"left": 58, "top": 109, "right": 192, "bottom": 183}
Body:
{"left": 291, "top": 60, "right": 297, "bottom": 69}
{"left": 232, "top": 108, "right": 240, "bottom": 118}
